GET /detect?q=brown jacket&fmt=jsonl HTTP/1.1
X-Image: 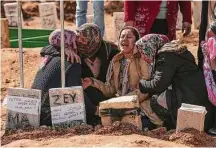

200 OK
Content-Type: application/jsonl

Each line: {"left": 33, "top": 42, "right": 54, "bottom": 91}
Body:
{"left": 90, "top": 50, "right": 149, "bottom": 101}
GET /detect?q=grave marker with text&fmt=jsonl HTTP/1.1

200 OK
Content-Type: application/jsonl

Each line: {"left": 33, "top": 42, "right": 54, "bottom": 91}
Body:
{"left": 6, "top": 88, "right": 41, "bottom": 129}
{"left": 49, "top": 86, "right": 86, "bottom": 129}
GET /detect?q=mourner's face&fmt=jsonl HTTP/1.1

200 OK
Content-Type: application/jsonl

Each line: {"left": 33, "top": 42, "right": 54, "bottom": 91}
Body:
{"left": 76, "top": 33, "right": 88, "bottom": 45}
{"left": 119, "top": 29, "right": 136, "bottom": 53}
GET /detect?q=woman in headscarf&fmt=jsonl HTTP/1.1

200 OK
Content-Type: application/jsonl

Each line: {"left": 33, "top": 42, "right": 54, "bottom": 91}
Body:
{"left": 137, "top": 34, "right": 214, "bottom": 131}
{"left": 32, "top": 23, "right": 119, "bottom": 126}
{"left": 202, "top": 21, "right": 216, "bottom": 135}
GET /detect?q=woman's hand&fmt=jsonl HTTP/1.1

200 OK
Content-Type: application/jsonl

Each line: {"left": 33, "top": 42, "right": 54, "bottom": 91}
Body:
{"left": 65, "top": 49, "right": 81, "bottom": 64}
{"left": 124, "top": 21, "right": 134, "bottom": 27}
{"left": 82, "top": 78, "right": 93, "bottom": 90}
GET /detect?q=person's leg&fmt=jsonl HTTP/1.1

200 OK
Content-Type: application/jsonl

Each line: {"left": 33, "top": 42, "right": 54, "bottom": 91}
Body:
{"left": 93, "top": 0, "right": 105, "bottom": 37}
{"left": 76, "top": 0, "right": 88, "bottom": 27}
{"left": 150, "top": 19, "right": 168, "bottom": 35}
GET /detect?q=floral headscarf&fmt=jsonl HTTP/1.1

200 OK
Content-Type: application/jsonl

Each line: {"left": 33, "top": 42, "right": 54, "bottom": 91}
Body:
{"left": 76, "top": 23, "right": 102, "bottom": 57}
{"left": 135, "top": 34, "right": 169, "bottom": 76}
{"left": 49, "top": 23, "right": 102, "bottom": 58}
{"left": 202, "top": 36, "right": 216, "bottom": 106}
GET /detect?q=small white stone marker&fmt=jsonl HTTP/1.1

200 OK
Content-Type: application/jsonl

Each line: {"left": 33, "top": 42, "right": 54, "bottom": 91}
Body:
{"left": 176, "top": 103, "right": 207, "bottom": 133}
{"left": 39, "top": 2, "right": 57, "bottom": 29}
{"left": 6, "top": 88, "right": 41, "bottom": 130}
{"left": 49, "top": 86, "right": 86, "bottom": 129}
{"left": 4, "top": 3, "right": 23, "bottom": 27}
{"left": 113, "top": 12, "right": 124, "bottom": 42}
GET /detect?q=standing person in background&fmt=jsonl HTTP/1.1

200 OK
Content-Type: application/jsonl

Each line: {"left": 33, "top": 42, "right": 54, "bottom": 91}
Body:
{"left": 76, "top": 0, "right": 105, "bottom": 37}
{"left": 124, "top": 1, "right": 192, "bottom": 40}
{"left": 198, "top": 1, "right": 216, "bottom": 68}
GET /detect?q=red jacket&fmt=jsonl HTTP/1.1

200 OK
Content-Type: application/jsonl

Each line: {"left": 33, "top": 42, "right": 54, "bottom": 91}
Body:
{"left": 124, "top": 1, "right": 192, "bottom": 40}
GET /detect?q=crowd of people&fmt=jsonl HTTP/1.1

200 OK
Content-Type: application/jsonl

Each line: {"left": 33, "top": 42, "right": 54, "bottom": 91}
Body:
{"left": 31, "top": 1, "right": 216, "bottom": 135}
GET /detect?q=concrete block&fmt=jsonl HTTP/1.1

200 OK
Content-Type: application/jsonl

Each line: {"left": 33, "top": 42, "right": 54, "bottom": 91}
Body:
{"left": 39, "top": 2, "right": 57, "bottom": 29}
{"left": 87, "top": 1, "right": 93, "bottom": 15}
{"left": 49, "top": 86, "right": 86, "bottom": 129}
{"left": 6, "top": 88, "right": 41, "bottom": 130}
{"left": 1, "top": 18, "right": 10, "bottom": 48}
{"left": 113, "top": 12, "right": 124, "bottom": 42}
{"left": 86, "top": 15, "right": 94, "bottom": 23}
{"left": 99, "top": 95, "right": 139, "bottom": 110}
{"left": 99, "top": 95, "right": 141, "bottom": 129}
{"left": 176, "top": 103, "right": 207, "bottom": 133}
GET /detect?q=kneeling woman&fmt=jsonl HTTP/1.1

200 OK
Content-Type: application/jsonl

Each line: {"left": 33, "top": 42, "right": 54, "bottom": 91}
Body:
{"left": 137, "top": 34, "right": 214, "bottom": 131}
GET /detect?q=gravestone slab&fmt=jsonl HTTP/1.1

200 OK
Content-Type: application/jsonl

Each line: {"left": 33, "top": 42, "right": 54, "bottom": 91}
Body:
{"left": 1, "top": 18, "right": 10, "bottom": 48}
{"left": 113, "top": 12, "right": 124, "bottom": 42}
{"left": 39, "top": 2, "right": 57, "bottom": 29}
{"left": 4, "top": 3, "right": 23, "bottom": 27}
{"left": 49, "top": 86, "right": 86, "bottom": 129}
{"left": 192, "top": 1, "right": 201, "bottom": 29}
{"left": 6, "top": 88, "right": 41, "bottom": 130}
{"left": 176, "top": 103, "right": 207, "bottom": 133}
{"left": 86, "top": 14, "right": 94, "bottom": 23}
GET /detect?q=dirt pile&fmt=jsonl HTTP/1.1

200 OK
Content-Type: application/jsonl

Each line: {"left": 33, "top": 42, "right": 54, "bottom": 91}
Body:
{"left": 1, "top": 125, "right": 94, "bottom": 146}
{"left": 147, "top": 128, "right": 216, "bottom": 147}
{"left": 168, "top": 128, "right": 216, "bottom": 147}
{"left": 93, "top": 121, "right": 143, "bottom": 136}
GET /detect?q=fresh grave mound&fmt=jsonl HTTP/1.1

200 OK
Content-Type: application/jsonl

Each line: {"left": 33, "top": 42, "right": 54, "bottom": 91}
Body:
{"left": 1, "top": 125, "right": 93, "bottom": 146}
{"left": 1, "top": 122, "right": 143, "bottom": 146}
{"left": 168, "top": 128, "right": 216, "bottom": 147}
{"left": 147, "top": 128, "right": 216, "bottom": 147}
{"left": 93, "top": 121, "right": 144, "bottom": 136}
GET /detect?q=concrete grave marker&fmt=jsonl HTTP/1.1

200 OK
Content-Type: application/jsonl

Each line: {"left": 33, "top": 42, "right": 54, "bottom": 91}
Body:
{"left": 176, "top": 103, "right": 207, "bottom": 133}
{"left": 6, "top": 88, "right": 41, "bottom": 129}
{"left": 176, "top": 10, "right": 182, "bottom": 30}
{"left": 86, "top": 15, "right": 94, "bottom": 23}
{"left": 99, "top": 95, "right": 142, "bottom": 130}
{"left": 87, "top": 1, "right": 94, "bottom": 15}
{"left": 4, "top": 3, "right": 23, "bottom": 27}
{"left": 192, "top": 1, "right": 201, "bottom": 29}
{"left": 0, "top": 18, "right": 10, "bottom": 48}
{"left": 39, "top": 2, "right": 57, "bottom": 29}
{"left": 113, "top": 12, "right": 124, "bottom": 43}
{"left": 49, "top": 86, "right": 86, "bottom": 129}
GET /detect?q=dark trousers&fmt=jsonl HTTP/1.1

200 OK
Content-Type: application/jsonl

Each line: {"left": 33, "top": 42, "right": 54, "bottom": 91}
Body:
{"left": 150, "top": 19, "right": 168, "bottom": 35}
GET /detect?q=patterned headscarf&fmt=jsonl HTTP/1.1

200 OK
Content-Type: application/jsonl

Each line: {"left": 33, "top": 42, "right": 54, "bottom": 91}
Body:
{"left": 202, "top": 36, "right": 216, "bottom": 106}
{"left": 135, "top": 34, "right": 169, "bottom": 76}
{"left": 76, "top": 23, "right": 102, "bottom": 57}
